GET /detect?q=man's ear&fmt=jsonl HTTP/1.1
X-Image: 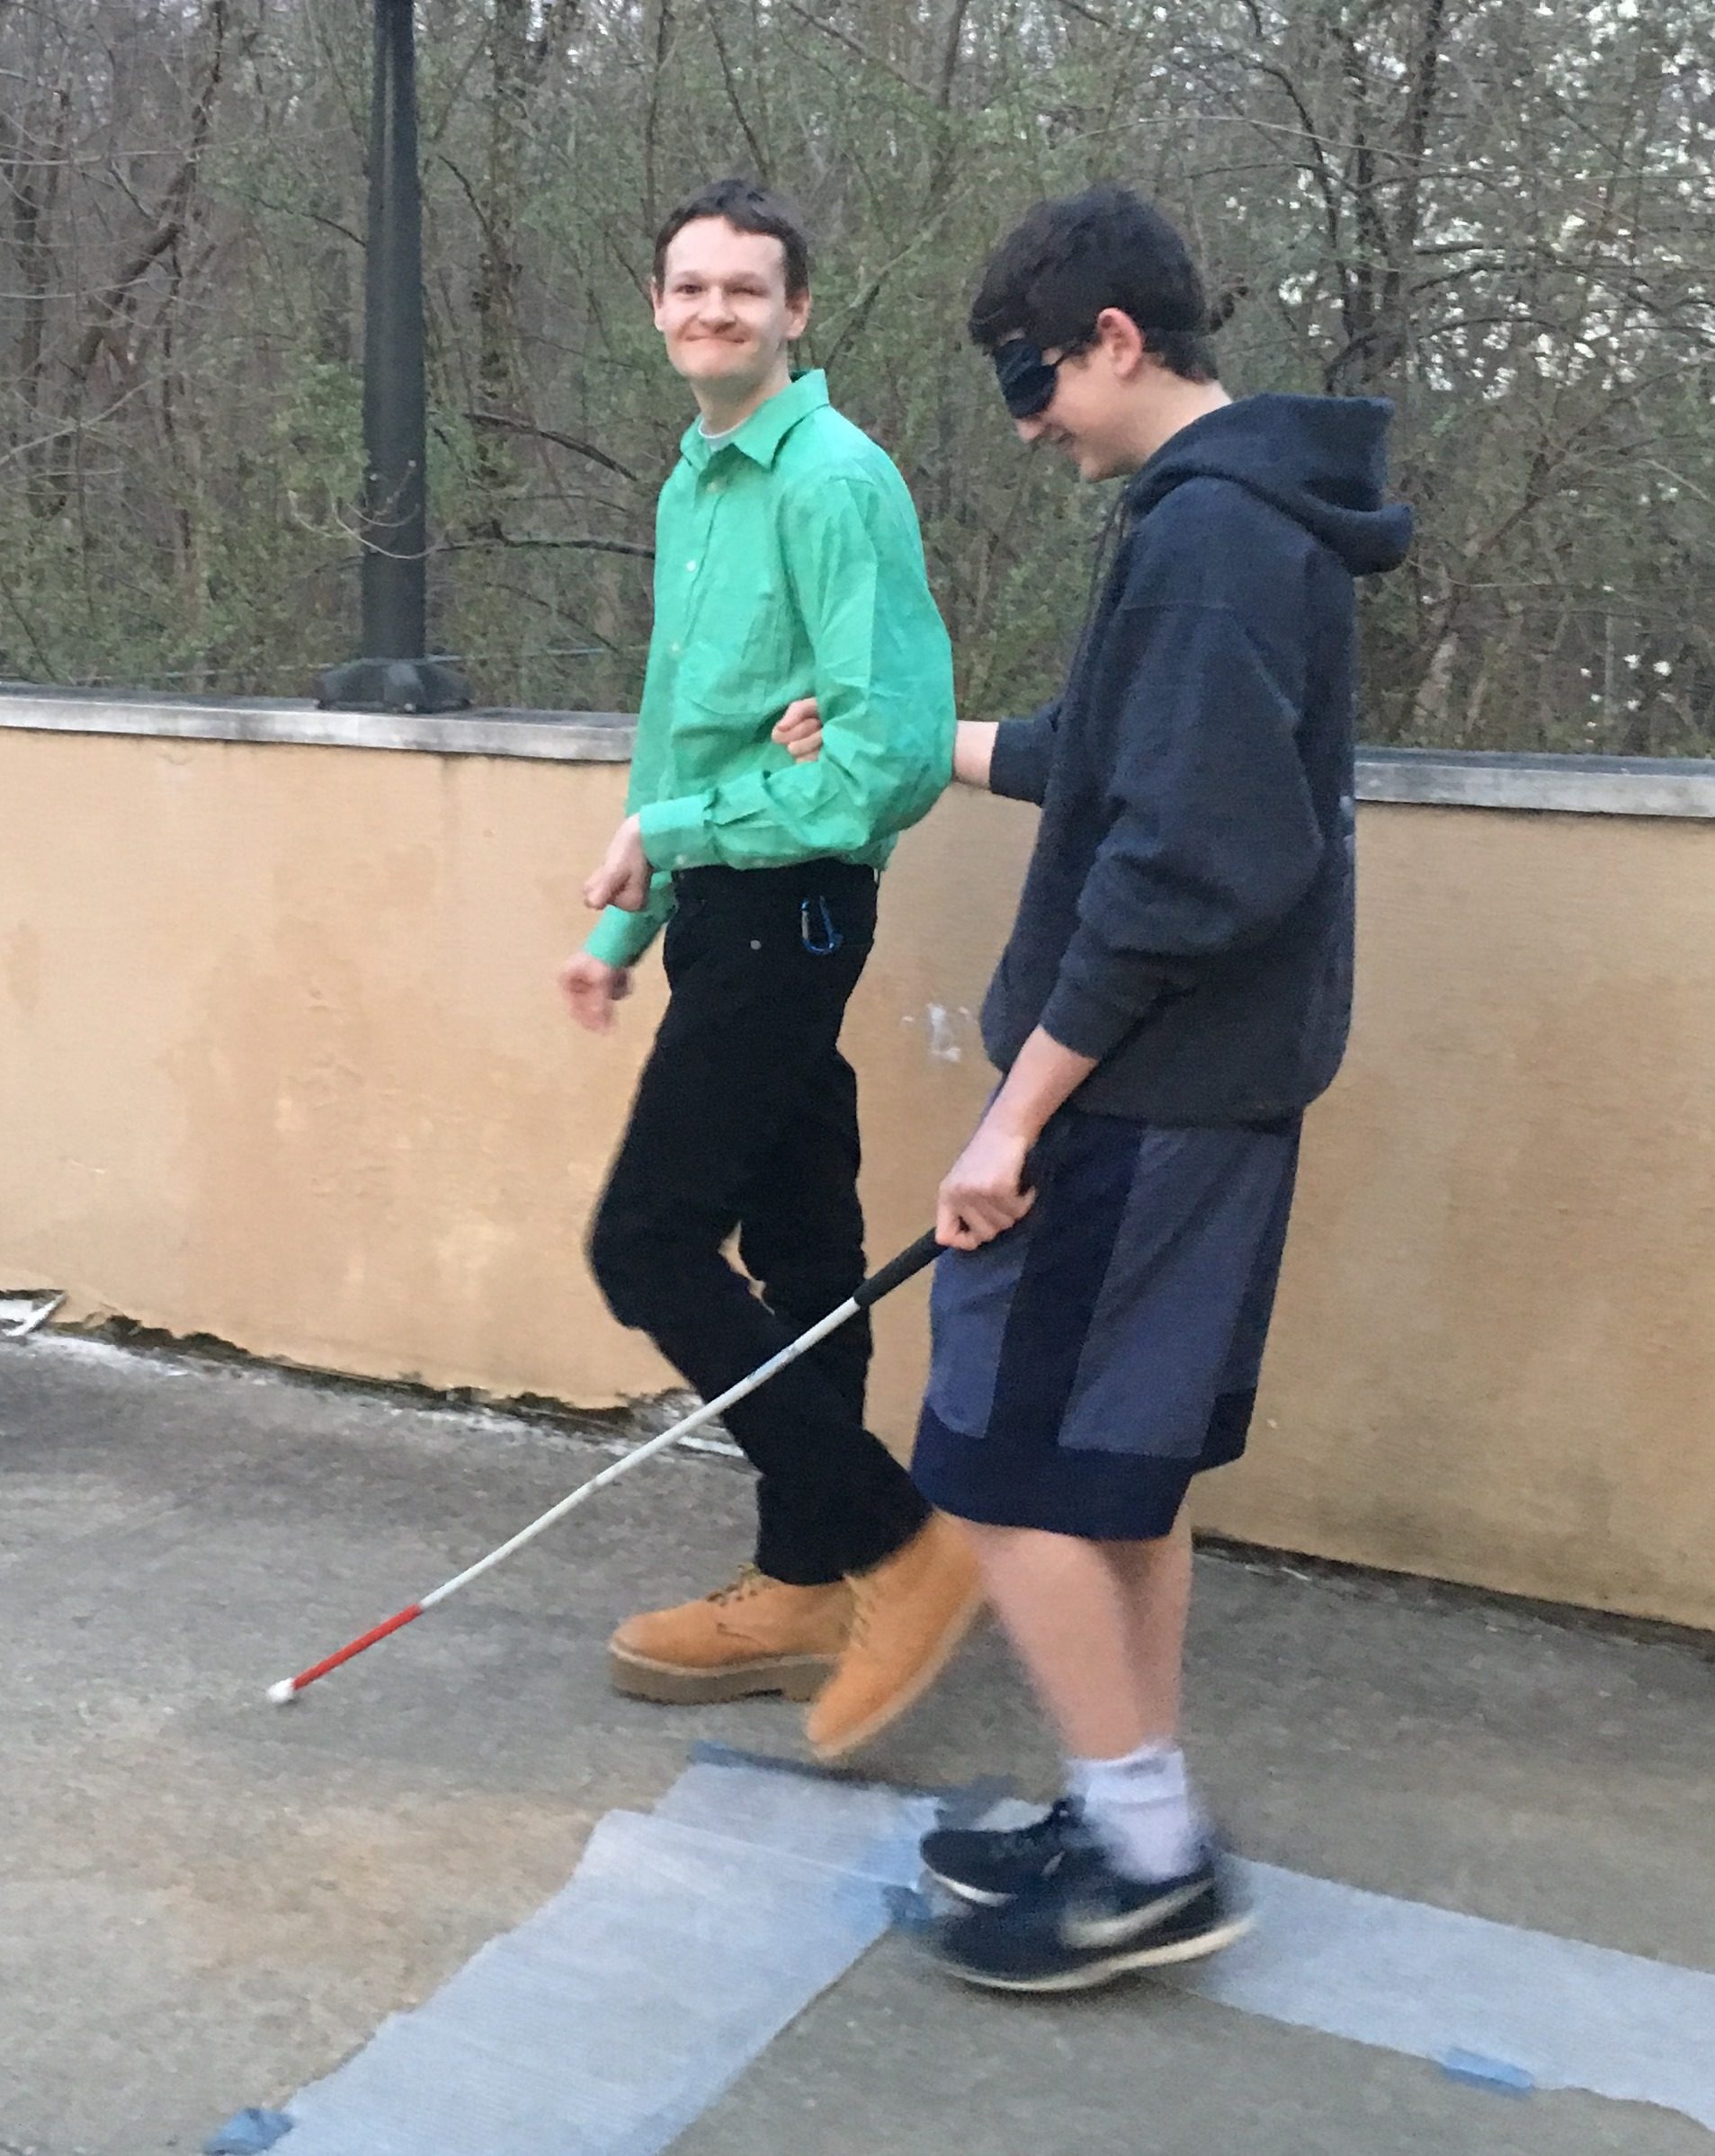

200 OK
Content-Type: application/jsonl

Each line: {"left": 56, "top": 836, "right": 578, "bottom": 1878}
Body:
{"left": 649, "top": 280, "right": 667, "bottom": 328}
{"left": 787, "top": 289, "right": 813, "bottom": 341}
{"left": 1094, "top": 306, "right": 1148, "bottom": 378}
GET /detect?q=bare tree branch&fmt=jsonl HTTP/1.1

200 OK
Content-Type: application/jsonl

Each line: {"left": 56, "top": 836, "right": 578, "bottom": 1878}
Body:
{"left": 436, "top": 533, "right": 654, "bottom": 559}
{"left": 466, "top": 409, "right": 644, "bottom": 486}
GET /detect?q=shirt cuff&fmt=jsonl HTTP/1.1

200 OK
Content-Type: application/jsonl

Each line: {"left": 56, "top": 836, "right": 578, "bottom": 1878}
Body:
{"left": 638, "top": 794, "right": 718, "bottom": 871}
{"left": 585, "top": 904, "right": 662, "bottom": 970}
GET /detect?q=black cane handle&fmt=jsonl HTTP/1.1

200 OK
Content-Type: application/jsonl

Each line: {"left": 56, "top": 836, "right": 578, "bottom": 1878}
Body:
{"left": 853, "top": 1228, "right": 942, "bottom": 1310}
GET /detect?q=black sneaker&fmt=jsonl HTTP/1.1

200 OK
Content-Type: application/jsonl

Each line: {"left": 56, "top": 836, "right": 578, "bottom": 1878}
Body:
{"left": 920, "top": 1798, "right": 1083, "bottom": 1906}
{"left": 928, "top": 1840, "right": 1251, "bottom": 1992}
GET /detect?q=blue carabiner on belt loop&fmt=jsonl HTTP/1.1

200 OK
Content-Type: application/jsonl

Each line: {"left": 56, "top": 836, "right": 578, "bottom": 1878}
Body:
{"left": 800, "top": 895, "right": 843, "bottom": 955}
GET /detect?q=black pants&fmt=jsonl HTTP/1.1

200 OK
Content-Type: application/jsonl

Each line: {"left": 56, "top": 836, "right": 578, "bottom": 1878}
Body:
{"left": 589, "top": 860, "right": 932, "bottom": 1585}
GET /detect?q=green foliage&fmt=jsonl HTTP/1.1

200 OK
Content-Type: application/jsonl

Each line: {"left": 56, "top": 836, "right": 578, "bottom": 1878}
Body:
{"left": 1, "top": 0, "right": 1711, "bottom": 750}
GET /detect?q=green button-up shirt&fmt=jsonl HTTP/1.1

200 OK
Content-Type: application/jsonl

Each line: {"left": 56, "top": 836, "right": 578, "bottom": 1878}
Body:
{"left": 585, "top": 370, "right": 955, "bottom": 969}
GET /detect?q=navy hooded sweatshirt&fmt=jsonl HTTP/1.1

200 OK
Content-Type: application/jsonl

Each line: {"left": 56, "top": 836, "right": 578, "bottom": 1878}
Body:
{"left": 984, "top": 392, "right": 1412, "bottom": 1125}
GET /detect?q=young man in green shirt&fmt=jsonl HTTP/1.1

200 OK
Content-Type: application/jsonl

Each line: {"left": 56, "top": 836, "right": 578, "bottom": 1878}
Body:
{"left": 562, "top": 179, "right": 978, "bottom": 1760}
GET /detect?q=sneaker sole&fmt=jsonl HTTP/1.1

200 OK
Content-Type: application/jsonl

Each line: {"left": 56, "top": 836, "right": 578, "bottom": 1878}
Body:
{"left": 940, "top": 1910, "right": 1255, "bottom": 1992}
{"left": 921, "top": 1866, "right": 1013, "bottom": 1908}
{"left": 807, "top": 1587, "right": 987, "bottom": 1761}
{"left": 607, "top": 1646, "right": 833, "bottom": 1706}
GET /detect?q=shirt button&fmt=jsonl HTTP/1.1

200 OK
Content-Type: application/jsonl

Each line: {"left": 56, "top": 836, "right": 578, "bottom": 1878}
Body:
{"left": 669, "top": 641, "right": 683, "bottom": 657}
{"left": 685, "top": 559, "right": 698, "bottom": 575}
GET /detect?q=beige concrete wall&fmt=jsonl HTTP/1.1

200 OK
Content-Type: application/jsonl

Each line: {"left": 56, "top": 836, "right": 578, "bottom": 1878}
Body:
{"left": 1, "top": 731, "right": 670, "bottom": 1403}
{"left": 4, "top": 727, "right": 1712, "bottom": 1626}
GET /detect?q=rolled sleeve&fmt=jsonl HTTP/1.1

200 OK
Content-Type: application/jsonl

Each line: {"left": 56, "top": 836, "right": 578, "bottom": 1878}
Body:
{"left": 635, "top": 797, "right": 710, "bottom": 874}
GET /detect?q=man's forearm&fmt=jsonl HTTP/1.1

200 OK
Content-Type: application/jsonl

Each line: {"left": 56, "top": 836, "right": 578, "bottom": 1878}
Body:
{"left": 986, "top": 1026, "right": 1098, "bottom": 1145}
{"left": 936, "top": 1023, "right": 1096, "bottom": 1249}
{"left": 953, "top": 720, "right": 999, "bottom": 789}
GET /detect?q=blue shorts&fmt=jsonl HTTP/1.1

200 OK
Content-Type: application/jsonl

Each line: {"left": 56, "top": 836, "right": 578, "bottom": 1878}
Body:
{"left": 911, "top": 1109, "right": 1300, "bottom": 1541}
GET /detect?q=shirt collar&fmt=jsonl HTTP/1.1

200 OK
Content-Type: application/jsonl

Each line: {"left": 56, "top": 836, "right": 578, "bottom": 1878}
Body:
{"left": 680, "top": 370, "right": 829, "bottom": 472}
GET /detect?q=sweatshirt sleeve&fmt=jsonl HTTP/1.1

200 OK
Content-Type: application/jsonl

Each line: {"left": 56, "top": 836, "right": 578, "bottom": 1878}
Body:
{"left": 987, "top": 699, "right": 1061, "bottom": 806}
{"left": 1040, "top": 600, "right": 1324, "bottom": 1063}
{"left": 635, "top": 471, "right": 953, "bottom": 870}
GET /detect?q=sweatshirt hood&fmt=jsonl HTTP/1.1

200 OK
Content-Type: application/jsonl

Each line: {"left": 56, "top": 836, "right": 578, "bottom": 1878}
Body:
{"left": 1130, "top": 393, "right": 1413, "bottom": 576}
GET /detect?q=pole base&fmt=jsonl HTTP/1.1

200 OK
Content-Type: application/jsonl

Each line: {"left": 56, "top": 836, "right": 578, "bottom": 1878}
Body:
{"left": 316, "top": 655, "right": 472, "bottom": 715}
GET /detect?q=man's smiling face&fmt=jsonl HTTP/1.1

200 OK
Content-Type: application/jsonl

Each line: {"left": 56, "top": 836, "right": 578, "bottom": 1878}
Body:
{"left": 652, "top": 217, "right": 809, "bottom": 400}
{"left": 1008, "top": 334, "right": 1139, "bottom": 484}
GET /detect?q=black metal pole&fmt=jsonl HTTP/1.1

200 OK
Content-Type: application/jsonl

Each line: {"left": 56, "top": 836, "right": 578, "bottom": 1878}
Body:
{"left": 318, "top": 0, "right": 469, "bottom": 714}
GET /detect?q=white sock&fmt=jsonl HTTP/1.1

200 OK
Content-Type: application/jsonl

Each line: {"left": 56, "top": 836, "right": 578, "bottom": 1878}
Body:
{"left": 1067, "top": 1742, "right": 1202, "bottom": 1883}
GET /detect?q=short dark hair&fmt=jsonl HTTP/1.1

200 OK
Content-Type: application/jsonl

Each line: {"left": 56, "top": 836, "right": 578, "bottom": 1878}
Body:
{"left": 969, "top": 187, "right": 1219, "bottom": 383}
{"left": 653, "top": 178, "right": 811, "bottom": 300}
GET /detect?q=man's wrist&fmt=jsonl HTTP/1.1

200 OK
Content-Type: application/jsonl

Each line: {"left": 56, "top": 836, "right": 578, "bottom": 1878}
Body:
{"left": 585, "top": 906, "right": 651, "bottom": 969}
{"left": 987, "top": 1026, "right": 1099, "bottom": 1144}
{"left": 984, "top": 1085, "right": 1050, "bottom": 1147}
{"left": 953, "top": 720, "right": 998, "bottom": 789}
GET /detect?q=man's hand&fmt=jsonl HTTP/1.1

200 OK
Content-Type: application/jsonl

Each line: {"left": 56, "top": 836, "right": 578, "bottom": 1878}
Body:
{"left": 583, "top": 815, "right": 652, "bottom": 913}
{"left": 936, "top": 1111, "right": 1036, "bottom": 1251}
{"left": 558, "top": 952, "right": 633, "bottom": 1034}
{"left": 935, "top": 1028, "right": 1099, "bottom": 1251}
{"left": 772, "top": 695, "right": 824, "bottom": 762}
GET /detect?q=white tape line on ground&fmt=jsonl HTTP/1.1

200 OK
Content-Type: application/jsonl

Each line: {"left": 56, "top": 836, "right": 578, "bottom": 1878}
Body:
{"left": 279, "top": 1766, "right": 1715, "bottom": 2152}
{"left": 280, "top": 1765, "right": 937, "bottom": 2156}
{"left": 1196, "top": 1857, "right": 1715, "bottom": 2132}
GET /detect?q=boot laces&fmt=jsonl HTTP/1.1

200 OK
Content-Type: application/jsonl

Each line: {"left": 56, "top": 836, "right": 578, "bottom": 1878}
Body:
{"left": 847, "top": 1569, "right": 884, "bottom": 1646}
{"left": 708, "top": 1564, "right": 769, "bottom": 1607}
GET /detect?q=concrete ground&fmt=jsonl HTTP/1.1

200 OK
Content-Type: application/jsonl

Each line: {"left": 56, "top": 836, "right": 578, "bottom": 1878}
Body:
{"left": 2, "top": 1333, "right": 1711, "bottom": 2156}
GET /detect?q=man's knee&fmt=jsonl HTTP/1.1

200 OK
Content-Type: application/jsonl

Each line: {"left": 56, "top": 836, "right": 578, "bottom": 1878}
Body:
{"left": 589, "top": 1201, "right": 725, "bottom": 1333}
{"left": 587, "top": 1204, "right": 658, "bottom": 1329}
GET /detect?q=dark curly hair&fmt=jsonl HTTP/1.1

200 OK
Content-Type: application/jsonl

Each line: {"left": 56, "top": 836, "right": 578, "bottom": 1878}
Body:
{"left": 969, "top": 187, "right": 1219, "bottom": 383}
{"left": 653, "top": 178, "right": 811, "bottom": 300}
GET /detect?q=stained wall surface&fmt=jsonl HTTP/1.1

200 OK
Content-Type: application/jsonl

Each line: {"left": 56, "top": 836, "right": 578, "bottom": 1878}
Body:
{"left": 4, "top": 722, "right": 1711, "bottom": 1625}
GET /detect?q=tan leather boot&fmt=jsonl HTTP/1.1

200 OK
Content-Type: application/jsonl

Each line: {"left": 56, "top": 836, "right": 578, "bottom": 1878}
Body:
{"left": 608, "top": 1566, "right": 853, "bottom": 1705}
{"left": 804, "top": 1514, "right": 985, "bottom": 1760}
